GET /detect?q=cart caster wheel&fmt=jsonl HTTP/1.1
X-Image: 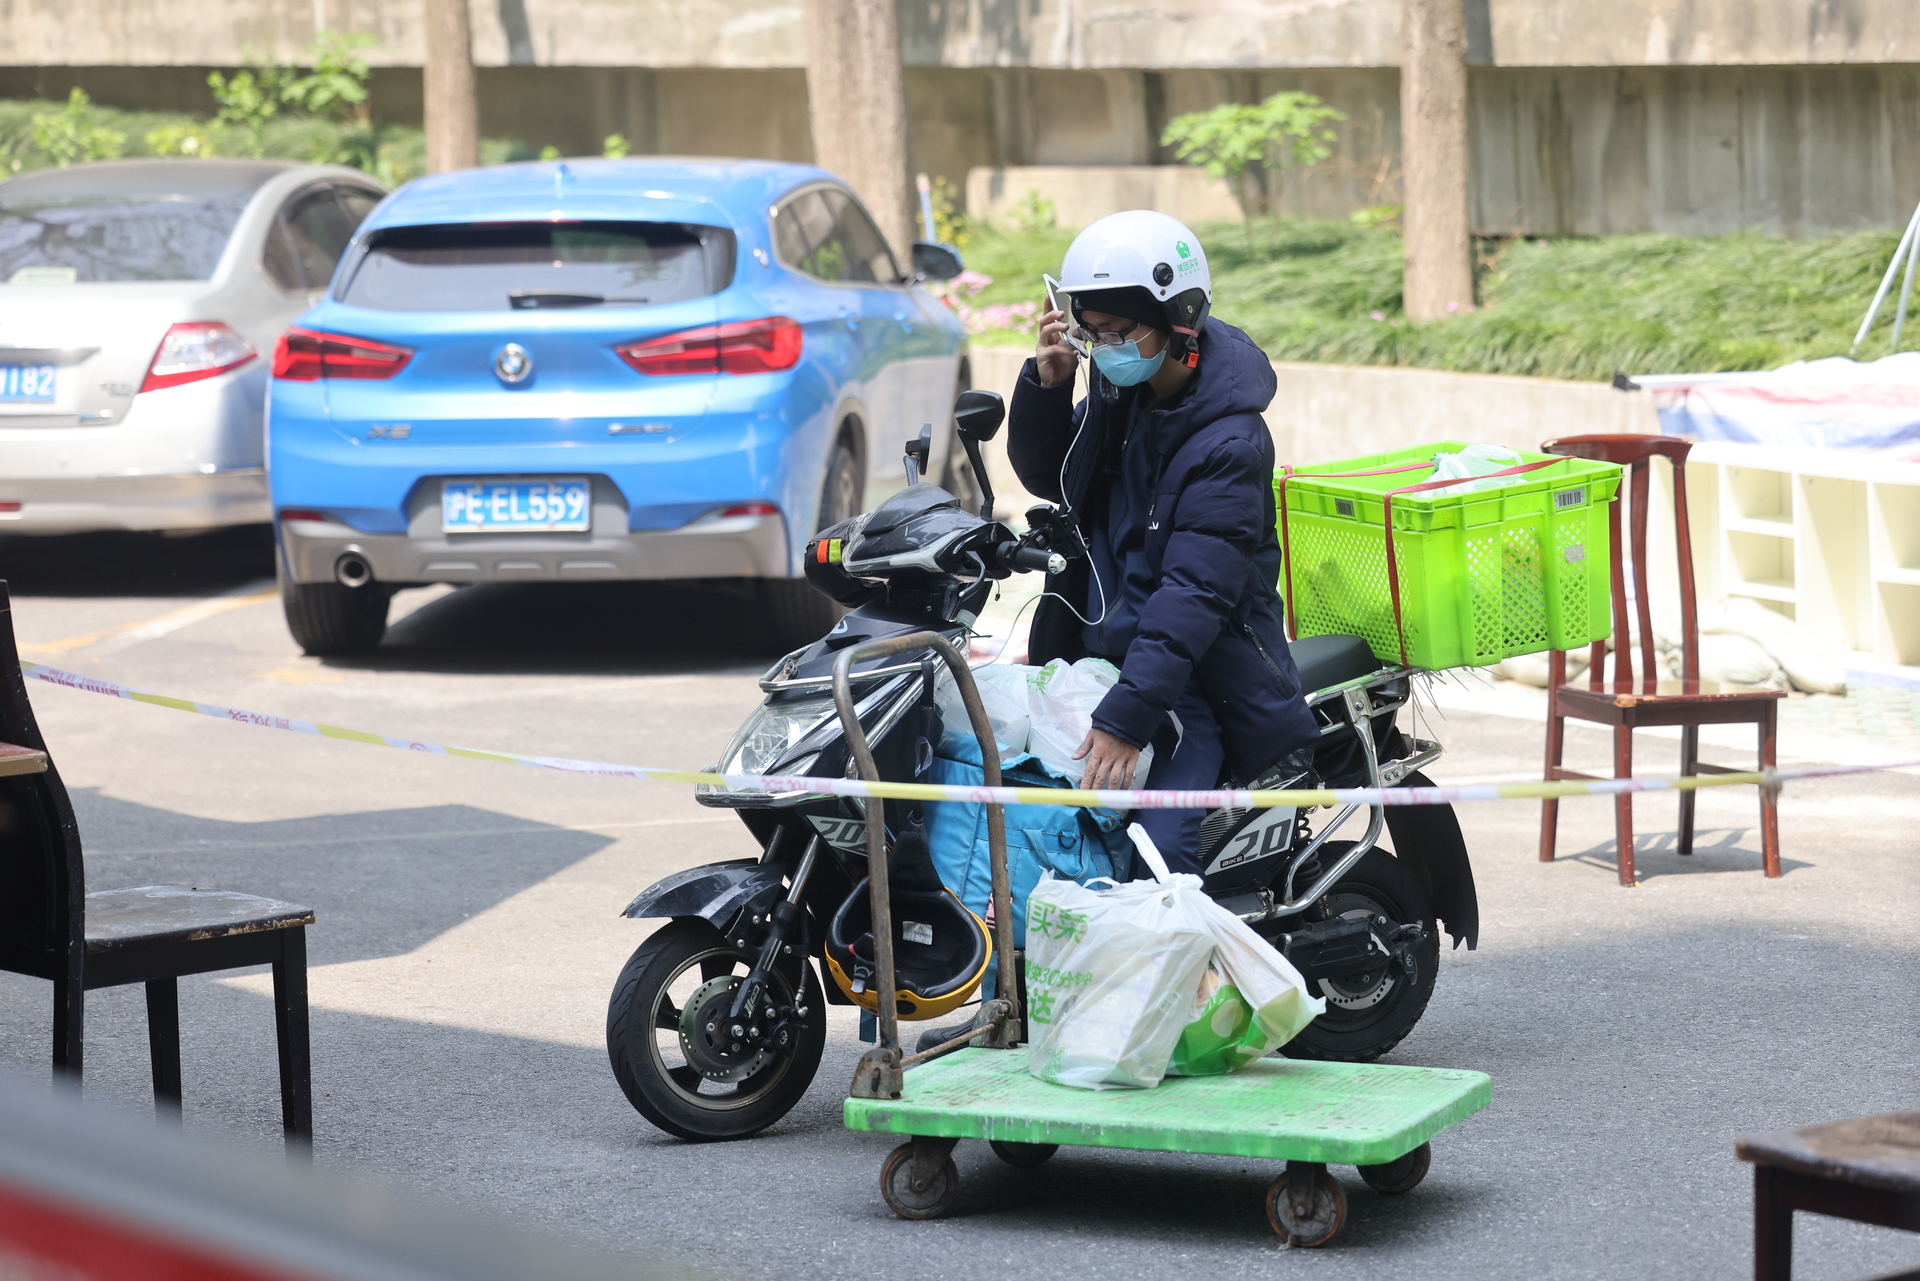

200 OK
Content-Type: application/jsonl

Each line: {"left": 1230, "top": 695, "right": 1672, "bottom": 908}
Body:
{"left": 989, "top": 1140, "right": 1058, "bottom": 1169}
{"left": 1267, "top": 1164, "right": 1347, "bottom": 1247}
{"left": 1358, "top": 1142, "right": 1430, "bottom": 1196}
{"left": 881, "top": 1142, "right": 960, "bottom": 1220}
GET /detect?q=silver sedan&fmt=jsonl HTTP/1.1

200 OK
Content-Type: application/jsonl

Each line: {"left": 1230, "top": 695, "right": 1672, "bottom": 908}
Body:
{"left": 0, "top": 159, "right": 385, "bottom": 533}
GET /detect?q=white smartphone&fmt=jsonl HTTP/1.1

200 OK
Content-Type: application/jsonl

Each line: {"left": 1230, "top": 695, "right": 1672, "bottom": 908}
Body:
{"left": 1043, "top": 274, "right": 1090, "bottom": 357}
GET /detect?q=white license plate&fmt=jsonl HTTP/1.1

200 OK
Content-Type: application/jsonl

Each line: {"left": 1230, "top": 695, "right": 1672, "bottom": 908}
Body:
{"left": 0, "top": 364, "right": 55, "bottom": 403}
{"left": 441, "top": 479, "right": 591, "bottom": 533}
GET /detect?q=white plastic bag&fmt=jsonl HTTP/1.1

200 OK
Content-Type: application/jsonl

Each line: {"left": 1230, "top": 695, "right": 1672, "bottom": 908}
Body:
{"left": 1428, "top": 443, "right": 1528, "bottom": 495}
{"left": 934, "top": 664, "right": 1033, "bottom": 758}
{"left": 1025, "top": 658, "right": 1154, "bottom": 784}
{"left": 1128, "top": 826, "right": 1322, "bottom": 1076}
{"left": 1183, "top": 883, "right": 1325, "bottom": 1069}
{"left": 1024, "top": 866, "right": 1216, "bottom": 1091}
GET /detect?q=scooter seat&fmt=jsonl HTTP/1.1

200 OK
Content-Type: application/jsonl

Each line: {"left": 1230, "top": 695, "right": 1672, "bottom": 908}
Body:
{"left": 1289, "top": 633, "right": 1384, "bottom": 694}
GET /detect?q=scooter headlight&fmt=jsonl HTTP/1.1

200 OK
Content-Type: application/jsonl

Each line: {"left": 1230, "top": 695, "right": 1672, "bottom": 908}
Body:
{"left": 719, "top": 695, "right": 837, "bottom": 777}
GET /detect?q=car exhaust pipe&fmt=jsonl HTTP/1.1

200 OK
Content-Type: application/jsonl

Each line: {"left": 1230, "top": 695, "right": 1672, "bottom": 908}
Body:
{"left": 334, "top": 553, "right": 374, "bottom": 589}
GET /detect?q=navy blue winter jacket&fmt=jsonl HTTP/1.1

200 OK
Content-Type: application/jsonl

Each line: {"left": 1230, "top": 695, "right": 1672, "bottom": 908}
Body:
{"left": 1008, "top": 319, "right": 1320, "bottom": 782}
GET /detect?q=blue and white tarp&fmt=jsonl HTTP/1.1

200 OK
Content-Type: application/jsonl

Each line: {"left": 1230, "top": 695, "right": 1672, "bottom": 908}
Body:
{"left": 1633, "top": 352, "right": 1920, "bottom": 450}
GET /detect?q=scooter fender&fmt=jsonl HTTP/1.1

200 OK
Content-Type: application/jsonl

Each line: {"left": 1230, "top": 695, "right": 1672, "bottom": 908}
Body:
{"left": 620, "top": 860, "right": 787, "bottom": 937}
{"left": 1384, "top": 770, "right": 1479, "bottom": 951}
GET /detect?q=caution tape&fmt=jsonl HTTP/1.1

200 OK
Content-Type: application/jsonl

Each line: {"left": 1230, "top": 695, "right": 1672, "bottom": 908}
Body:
{"left": 19, "top": 660, "right": 1916, "bottom": 810}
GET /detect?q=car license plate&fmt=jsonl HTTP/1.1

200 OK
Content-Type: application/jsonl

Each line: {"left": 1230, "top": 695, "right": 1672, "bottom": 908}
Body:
{"left": 0, "top": 364, "right": 55, "bottom": 403}
{"left": 441, "top": 479, "right": 591, "bottom": 533}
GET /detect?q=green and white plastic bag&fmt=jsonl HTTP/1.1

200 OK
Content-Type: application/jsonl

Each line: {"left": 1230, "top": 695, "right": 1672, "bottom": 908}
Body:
{"left": 1023, "top": 867, "right": 1216, "bottom": 1091}
{"left": 1166, "top": 925, "right": 1324, "bottom": 1077}
{"left": 1024, "top": 826, "right": 1323, "bottom": 1089}
{"left": 1159, "top": 825, "right": 1324, "bottom": 1075}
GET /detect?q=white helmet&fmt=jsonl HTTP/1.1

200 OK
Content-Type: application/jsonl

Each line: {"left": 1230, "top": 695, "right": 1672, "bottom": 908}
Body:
{"left": 1055, "top": 210, "right": 1212, "bottom": 364}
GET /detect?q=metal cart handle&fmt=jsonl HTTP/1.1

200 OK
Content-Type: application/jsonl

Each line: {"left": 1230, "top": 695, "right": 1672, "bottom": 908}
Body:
{"left": 832, "top": 631, "right": 1020, "bottom": 1101}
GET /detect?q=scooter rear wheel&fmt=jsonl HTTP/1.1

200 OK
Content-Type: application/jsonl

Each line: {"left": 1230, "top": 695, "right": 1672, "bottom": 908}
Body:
{"left": 1277, "top": 844, "right": 1439, "bottom": 1064}
{"left": 606, "top": 918, "right": 826, "bottom": 1141}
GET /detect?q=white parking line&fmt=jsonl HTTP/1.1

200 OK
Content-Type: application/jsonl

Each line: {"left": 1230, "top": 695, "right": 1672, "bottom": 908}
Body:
{"left": 25, "top": 580, "right": 278, "bottom": 658}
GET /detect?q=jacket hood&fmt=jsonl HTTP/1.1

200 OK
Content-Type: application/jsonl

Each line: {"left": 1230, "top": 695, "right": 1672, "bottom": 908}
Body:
{"left": 1138, "top": 319, "right": 1275, "bottom": 458}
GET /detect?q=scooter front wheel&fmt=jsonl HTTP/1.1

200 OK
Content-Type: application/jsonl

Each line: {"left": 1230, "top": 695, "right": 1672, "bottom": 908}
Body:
{"left": 606, "top": 917, "right": 826, "bottom": 1141}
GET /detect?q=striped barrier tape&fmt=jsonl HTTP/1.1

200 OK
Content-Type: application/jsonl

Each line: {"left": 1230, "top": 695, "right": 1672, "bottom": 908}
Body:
{"left": 19, "top": 660, "right": 1915, "bottom": 810}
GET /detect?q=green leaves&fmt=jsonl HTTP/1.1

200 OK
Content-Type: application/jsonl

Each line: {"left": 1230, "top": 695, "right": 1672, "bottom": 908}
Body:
{"left": 30, "top": 89, "right": 126, "bottom": 167}
{"left": 209, "top": 31, "right": 375, "bottom": 156}
{"left": 282, "top": 31, "right": 375, "bottom": 126}
{"left": 1160, "top": 92, "right": 1345, "bottom": 183}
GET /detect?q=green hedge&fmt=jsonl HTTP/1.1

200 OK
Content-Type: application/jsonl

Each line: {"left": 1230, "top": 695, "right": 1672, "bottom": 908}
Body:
{"left": 956, "top": 217, "right": 1908, "bottom": 380}
{"left": 0, "top": 96, "right": 535, "bottom": 189}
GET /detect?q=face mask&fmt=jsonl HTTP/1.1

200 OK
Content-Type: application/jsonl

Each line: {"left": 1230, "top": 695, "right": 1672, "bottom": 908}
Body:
{"left": 1090, "top": 339, "right": 1166, "bottom": 387}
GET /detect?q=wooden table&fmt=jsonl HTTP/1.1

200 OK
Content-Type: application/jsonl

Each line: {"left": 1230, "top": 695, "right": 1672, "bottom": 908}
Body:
{"left": 1737, "top": 1113, "right": 1920, "bottom": 1280}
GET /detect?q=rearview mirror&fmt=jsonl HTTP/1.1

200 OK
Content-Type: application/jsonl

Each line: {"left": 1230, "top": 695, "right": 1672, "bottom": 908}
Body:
{"left": 953, "top": 389, "right": 1004, "bottom": 442}
{"left": 912, "top": 242, "right": 964, "bottom": 282}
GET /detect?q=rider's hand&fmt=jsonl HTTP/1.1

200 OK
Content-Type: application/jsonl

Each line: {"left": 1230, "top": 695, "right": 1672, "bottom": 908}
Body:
{"left": 1074, "top": 728, "right": 1142, "bottom": 790}
{"left": 1036, "top": 309, "right": 1078, "bottom": 388}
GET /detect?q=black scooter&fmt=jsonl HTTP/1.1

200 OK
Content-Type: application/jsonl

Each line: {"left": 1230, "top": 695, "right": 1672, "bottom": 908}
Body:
{"left": 605, "top": 390, "right": 1478, "bottom": 1141}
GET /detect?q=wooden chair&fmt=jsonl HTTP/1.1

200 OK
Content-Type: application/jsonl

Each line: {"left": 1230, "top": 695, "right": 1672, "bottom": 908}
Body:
{"left": 0, "top": 583, "right": 315, "bottom": 1143}
{"left": 1538, "top": 435, "right": 1784, "bottom": 886}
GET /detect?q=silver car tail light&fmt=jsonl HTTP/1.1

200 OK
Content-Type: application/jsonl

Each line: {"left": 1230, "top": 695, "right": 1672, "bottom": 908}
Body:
{"left": 139, "top": 322, "right": 257, "bottom": 393}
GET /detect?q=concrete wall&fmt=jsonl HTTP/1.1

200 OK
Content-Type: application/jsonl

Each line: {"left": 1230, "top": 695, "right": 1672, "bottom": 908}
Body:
{"left": 4, "top": 0, "right": 1917, "bottom": 237}
{"left": 5, "top": 0, "right": 1917, "bottom": 70}
{"left": 971, "top": 63, "right": 1920, "bottom": 235}
{"left": 967, "top": 165, "right": 1244, "bottom": 229}
{"left": 1470, "top": 64, "right": 1920, "bottom": 236}
{"left": 23, "top": 59, "right": 1912, "bottom": 237}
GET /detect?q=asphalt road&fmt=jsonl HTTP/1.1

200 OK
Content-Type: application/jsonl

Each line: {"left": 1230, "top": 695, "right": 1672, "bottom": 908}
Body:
{"left": 0, "top": 527, "right": 1915, "bottom": 1281}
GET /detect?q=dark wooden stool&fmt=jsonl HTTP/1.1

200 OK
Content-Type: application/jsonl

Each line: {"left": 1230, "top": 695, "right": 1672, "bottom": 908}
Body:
{"left": 1738, "top": 1113, "right": 1920, "bottom": 1281}
{"left": 0, "top": 583, "right": 314, "bottom": 1144}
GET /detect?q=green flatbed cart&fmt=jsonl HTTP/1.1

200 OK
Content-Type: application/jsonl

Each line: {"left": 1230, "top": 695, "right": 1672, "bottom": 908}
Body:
{"left": 828, "top": 631, "right": 1490, "bottom": 1247}
{"left": 846, "top": 1047, "right": 1489, "bottom": 1243}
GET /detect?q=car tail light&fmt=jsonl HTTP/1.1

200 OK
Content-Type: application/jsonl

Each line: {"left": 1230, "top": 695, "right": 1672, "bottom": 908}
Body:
{"left": 139, "top": 322, "right": 258, "bottom": 393}
{"left": 615, "top": 317, "right": 802, "bottom": 377}
{"left": 278, "top": 509, "right": 329, "bottom": 523}
{"left": 718, "top": 502, "right": 779, "bottom": 518}
{"left": 272, "top": 328, "right": 413, "bottom": 381}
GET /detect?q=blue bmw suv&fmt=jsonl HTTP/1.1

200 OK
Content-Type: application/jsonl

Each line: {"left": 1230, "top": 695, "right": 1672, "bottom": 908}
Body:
{"left": 267, "top": 158, "right": 970, "bottom": 654}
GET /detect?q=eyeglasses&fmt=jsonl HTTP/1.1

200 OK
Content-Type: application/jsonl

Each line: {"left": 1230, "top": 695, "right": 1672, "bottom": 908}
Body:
{"left": 1067, "top": 322, "right": 1149, "bottom": 348}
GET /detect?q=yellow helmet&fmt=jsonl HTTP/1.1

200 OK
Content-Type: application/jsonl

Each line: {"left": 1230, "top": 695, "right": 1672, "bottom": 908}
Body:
{"left": 823, "top": 812, "right": 991, "bottom": 1022}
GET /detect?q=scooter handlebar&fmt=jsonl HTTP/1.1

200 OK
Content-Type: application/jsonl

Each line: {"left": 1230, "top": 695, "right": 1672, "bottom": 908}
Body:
{"left": 1002, "top": 543, "right": 1066, "bottom": 575}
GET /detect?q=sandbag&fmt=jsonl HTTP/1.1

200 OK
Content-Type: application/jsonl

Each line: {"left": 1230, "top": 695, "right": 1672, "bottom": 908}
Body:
{"left": 1696, "top": 631, "right": 1786, "bottom": 690}
{"left": 1702, "top": 597, "right": 1846, "bottom": 694}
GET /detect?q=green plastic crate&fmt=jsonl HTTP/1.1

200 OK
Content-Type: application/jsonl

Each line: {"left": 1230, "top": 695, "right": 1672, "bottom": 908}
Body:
{"left": 1274, "top": 441, "right": 1622, "bottom": 670}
